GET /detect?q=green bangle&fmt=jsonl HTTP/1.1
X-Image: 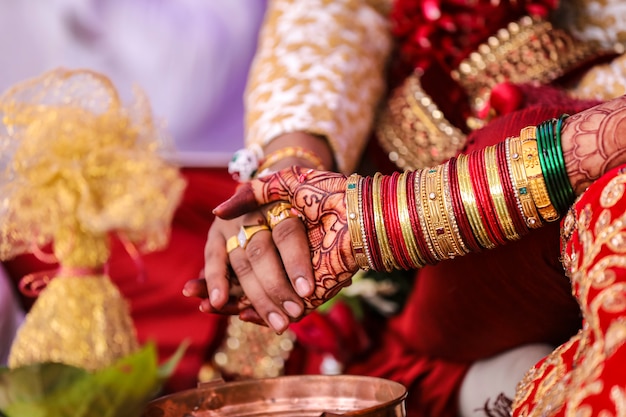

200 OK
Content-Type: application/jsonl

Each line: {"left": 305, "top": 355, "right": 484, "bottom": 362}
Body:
{"left": 536, "top": 120, "right": 563, "bottom": 214}
{"left": 553, "top": 114, "right": 574, "bottom": 207}
{"left": 545, "top": 117, "right": 572, "bottom": 214}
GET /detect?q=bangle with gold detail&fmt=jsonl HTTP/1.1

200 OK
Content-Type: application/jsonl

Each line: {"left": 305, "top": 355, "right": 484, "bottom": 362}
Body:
{"left": 520, "top": 126, "right": 559, "bottom": 222}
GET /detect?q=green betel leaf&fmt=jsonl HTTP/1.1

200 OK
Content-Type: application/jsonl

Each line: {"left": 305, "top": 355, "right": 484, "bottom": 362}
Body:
{"left": 0, "top": 342, "right": 185, "bottom": 417}
{"left": 0, "top": 362, "right": 88, "bottom": 417}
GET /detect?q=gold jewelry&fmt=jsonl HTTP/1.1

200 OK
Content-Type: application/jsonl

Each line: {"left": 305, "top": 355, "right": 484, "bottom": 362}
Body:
{"left": 226, "top": 224, "right": 270, "bottom": 253}
{"left": 257, "top": 147, "right": 324, "bottom": 174}
{"left": 266, "top": 202, "right": 298, "bottom": 229}
{"left": 456, "top": 154, "right": 496, "bottom": 249}
{"left": 452, "top": 16, "right": 607, "bottom": 124}
{"left": 372, "top": 173, "right": 398, "bottom": 272}
{"left": 520, "top": 127, "right": 559, "bottom": 222}
{"left": 441, "top": 162, "right": 470, "bottom": 255}
{"left": 421, "top": 164, "right": 465, "bottom": 260}
{"left": 414, "top": 168, "right": 437, "bottom": 259}
{"left": 346, "top": 174, "right": 370, "bottom": 270}
{"left": 484, "top": 145, "right": 520, "bottom": 241}
{"left": 397, "top": 171, "right": 426, "bottom": 268}
{"left": 376, "top": 73, "right": 467, "bottom": 171}
{"left": 508, "top": 136, "right": 543, "bottom": 228}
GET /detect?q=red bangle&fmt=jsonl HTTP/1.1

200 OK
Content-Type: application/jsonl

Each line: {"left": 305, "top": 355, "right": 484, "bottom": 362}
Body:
{"left": 383, "top": 172, "right": 413, "bottom": 270}
{"left": 361, "top": 176, "right": 385, "bottom": 271}
{"left": 469, "top": 148, "right": 507, "bottom": 246}
{"left": 407, "top": 170, "right": 437, "bottom": 265}
{"left": 448, "top": 156, "right": 482, "bottom": 253}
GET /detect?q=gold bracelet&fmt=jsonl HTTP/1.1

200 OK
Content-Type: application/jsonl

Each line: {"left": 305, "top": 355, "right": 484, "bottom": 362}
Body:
{"left": 372, "top": 173, "right": 399, "bottom": 272}
{"left": 397, "top": 171, "right": 427, "bottom": 268}
{"left": 419, "top": 167, "right": 445, "bottom": 260}
{"left": 456, "top": 154, "right": 496, "bottom": 249}
{"left": 257, "top": 146, "right": 325, "bottom": 174}
{"left": 421, "top": 165, "right": 464, "bottom": 261}
{"left": 357, "top": 175, "right": 374, "bottom": 270}
{"left": 484, "top": 145, "right": 520, "bottom": 241}
{"left": 414, "top": 169, "right": 437, "bottom": 261}
{"left": 508, "top": 136, "right": 543, "bottom": 228}
{"left": 520, "top": 127, "right": 559, "bottom": 222}
{"left": 346, "top": 174, "right": 370, "bottom": 270}
{"left": 441, "top": 161, "right": 470, "bottom": 256}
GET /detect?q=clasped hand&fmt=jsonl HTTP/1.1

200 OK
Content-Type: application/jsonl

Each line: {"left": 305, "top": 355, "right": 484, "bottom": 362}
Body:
{"left": 183, "top": 167, "right": 358, "bottom": 333}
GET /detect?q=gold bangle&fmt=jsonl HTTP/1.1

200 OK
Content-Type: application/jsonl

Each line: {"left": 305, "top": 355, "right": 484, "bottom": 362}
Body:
{"left": 520, "top": 127, "right": 559, "bottom": 222}
{"left": 419, "top": 167, "right": 445, "bottom": 260}
{"left": 508, "top": 136, "right": 543, "bottom": 228}
{"left": 346, "top": 174, "right": 370, "bottom": 270}
{"left": 456, "top": 154, "right": 496, "bottom": 249}
{"left": 257, "top": 147, "right": 325, "bottom": 174}
{"left": 414, "top": 169, "right": 437, "bottom": 261}
{"left": 397, "top": 171, "right": 427, "bottom": 268}
{"left": 420, "top": 164, "right": 464, "bottom": 261}
{"left": 484, "top": 146, "right": 520, "bottom": 241}
{"left": 372, "top": 173, "right": 399, "bottom": 272}
{"left": 441, "top": 162, "right": 470, "bottom": 255}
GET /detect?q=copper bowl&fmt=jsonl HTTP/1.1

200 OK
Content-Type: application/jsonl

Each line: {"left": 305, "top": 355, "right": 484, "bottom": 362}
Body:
{"left": 142, "top": 375, "right": 407, "bottom": 416}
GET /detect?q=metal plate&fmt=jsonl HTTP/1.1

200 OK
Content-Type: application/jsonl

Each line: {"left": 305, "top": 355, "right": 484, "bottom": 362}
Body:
{"left": 142, "top": 375, "right": 407, "bottom": 417}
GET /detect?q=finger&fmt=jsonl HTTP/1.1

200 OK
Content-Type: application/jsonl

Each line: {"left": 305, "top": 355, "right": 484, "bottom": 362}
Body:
{"left": 228, "top": 227, "right": 298, "bottom": 333}
{"left": 269, "top": 214, "right": 315, "bottom": 298}
{"left": 214, "top": 167, "right": 303, "bottom": 219}
{"left": 227, "top": 211, "right": 307, "bottom": 332}
{"left": 199, "top": 297, "right": 244, "bottom": 315}
{"left": 183, "top": 278, "right": 208, "bottom": 298}
{"left": 244, "top": 227, "right": 308, "bottom": 323}
{"left": 203, "top": 223, "right": 233, "bottom": 310}
{"left": 239, "top": 308, "right": 266, "bottom": 326}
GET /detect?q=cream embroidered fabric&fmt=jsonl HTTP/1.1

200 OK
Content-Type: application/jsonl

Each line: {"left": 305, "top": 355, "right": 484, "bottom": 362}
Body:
{"left": 557, "top": 0, "right": 626, "bottom": 101}
{"left": 570, "top": 55, "right": 626, "bottom": 101}
{"left": 244, "top": 0, "right": 392, "bottom": 174}
{"left": 555, "top": 0, "right": 626, "bottom": 51}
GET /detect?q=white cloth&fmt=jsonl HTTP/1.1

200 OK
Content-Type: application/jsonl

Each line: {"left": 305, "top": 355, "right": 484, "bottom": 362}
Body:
{"left": 0, "top": 0, "right": 266, "bottom": 167}
{"left": 458, "top": 343, "right": 553, "bottom": 417}
{"left": 0, "top": 265, "right": 24, "bottom": 365}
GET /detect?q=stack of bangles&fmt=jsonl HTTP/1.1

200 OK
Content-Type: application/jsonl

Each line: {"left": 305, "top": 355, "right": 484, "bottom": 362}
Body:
{"left": 346, "top": 115, "right": 574, "bottom": 272}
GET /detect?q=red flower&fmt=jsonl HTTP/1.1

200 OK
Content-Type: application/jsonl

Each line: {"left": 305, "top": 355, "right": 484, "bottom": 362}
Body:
{"left": 389, "top": 0, "right": 560, "bottom": 78}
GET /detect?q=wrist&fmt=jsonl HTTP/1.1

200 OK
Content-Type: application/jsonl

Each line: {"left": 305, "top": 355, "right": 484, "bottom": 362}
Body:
{"left": 228, "top": 132, "right": 336, "bottom": 182}
{"left": 263, "top": 132, "right": 335, "bottom": 171}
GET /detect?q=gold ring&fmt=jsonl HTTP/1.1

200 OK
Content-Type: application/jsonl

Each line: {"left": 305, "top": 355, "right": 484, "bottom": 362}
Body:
{"left": 266, "top": 202, "right": 298, "bottom": 229}
{"left": 226, "top": 224, "right": 270, "bottom": 253}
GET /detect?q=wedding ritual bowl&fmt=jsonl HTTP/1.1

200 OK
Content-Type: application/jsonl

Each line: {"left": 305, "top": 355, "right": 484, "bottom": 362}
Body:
{"left": 142, "top": 374, "right": 407, "bottom": 417}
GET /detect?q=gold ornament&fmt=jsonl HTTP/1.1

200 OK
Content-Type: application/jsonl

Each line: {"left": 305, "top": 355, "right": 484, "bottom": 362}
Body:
{"left": 0, "top": 68, "right": 185, "bottom": 370}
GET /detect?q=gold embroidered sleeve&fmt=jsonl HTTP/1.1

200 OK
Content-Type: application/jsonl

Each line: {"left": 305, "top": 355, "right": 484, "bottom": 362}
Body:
{"left": 244, "top": 0, "right": 393, "bottom": 174}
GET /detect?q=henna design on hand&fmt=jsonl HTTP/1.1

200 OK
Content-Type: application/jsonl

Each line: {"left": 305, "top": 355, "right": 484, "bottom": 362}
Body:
{"left": 562, "top": 95, "right": 626, "bottom": 195}
{"left": 228, "top": 167, "right": 359, "bottom": 308}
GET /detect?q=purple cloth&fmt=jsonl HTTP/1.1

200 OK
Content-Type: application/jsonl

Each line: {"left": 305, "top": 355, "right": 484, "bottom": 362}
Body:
{"left": 0, "top": 0, "right": 267, "bottom": 166}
